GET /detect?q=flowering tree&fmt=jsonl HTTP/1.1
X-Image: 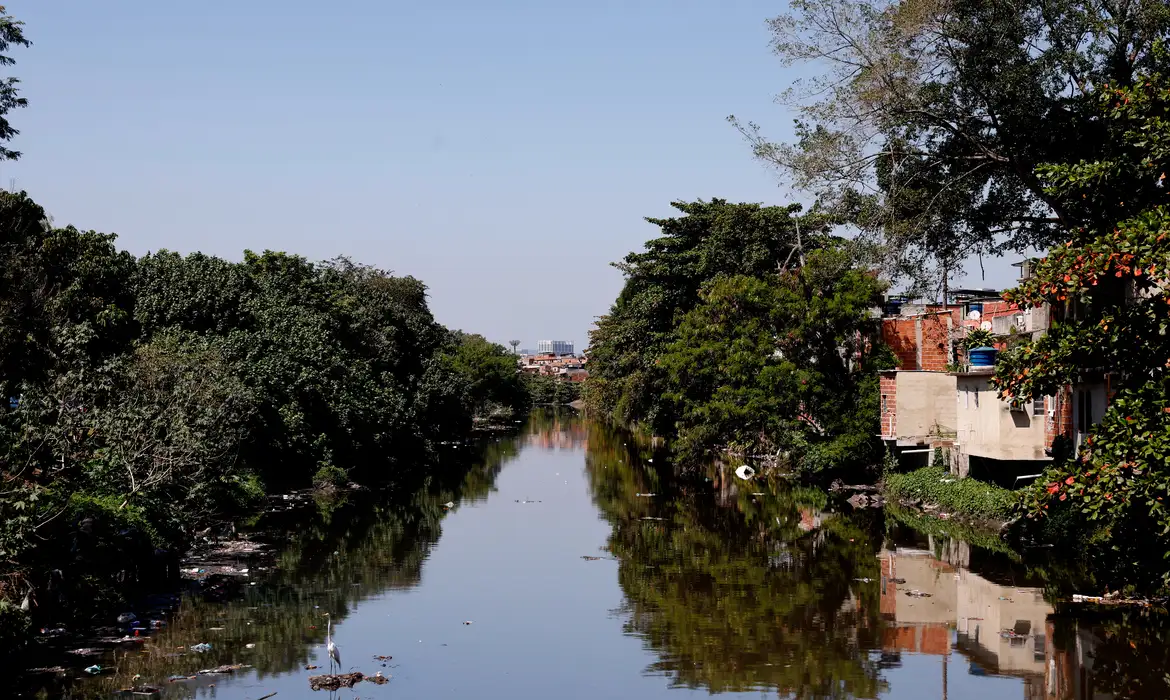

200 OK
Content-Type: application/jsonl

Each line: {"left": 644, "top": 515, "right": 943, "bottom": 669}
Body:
{"left": 992, "top": 58, "right": 1170, "bottom": 589}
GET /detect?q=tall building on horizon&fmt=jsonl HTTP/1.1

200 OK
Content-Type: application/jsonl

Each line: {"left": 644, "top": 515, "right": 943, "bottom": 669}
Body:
{"left": 537, "top": 339, "right": 574, "bottom": 355}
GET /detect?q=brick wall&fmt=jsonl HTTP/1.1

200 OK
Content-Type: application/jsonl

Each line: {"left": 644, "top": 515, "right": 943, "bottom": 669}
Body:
{"left": 1046, "top": 386, "right": 1074, "bottom": 448}
{"left": 880, "top": 372, "right": 897, "bottom": 438}
{"left": 919, "top": 312, "right": 953, "bottom": 371}
{"left": 880, "top": 555, "right": 897, "bottom": 618}
{"left": 881, "top": 309, "right": 958, "bottom": 371}
{"left": 882, "top": 319, "right": 920, "bottom": 369}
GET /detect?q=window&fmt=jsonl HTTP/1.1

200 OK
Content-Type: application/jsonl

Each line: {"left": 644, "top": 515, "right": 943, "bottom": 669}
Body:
{"left": 1033, "top": 396, "right": 1045, "bottom": 417}
{"left": 882, "top": 395, "right": 888, "bottom": 414}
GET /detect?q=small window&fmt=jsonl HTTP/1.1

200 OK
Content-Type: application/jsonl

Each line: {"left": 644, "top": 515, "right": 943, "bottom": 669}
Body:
{"left": 1033, "top": 396, "right": 1045, "bottom": 417}
{"left": 882, "top": 395, "right": 888, "bottom": 414}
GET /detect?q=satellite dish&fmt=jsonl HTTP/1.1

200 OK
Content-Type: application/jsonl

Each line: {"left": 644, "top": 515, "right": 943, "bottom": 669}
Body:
{"left": 980, "top": 320, "right": 993, "bottom": 331}
{"left": 967, "top": 309, "right": 982, "bottom": 321}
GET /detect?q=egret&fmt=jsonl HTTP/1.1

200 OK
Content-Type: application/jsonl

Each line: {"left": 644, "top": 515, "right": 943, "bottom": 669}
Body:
{"left": 326, "top": 615, "right": 341, "bottom": 673}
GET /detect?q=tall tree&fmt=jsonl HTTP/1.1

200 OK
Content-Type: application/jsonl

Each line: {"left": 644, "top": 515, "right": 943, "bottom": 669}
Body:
{"left": 730, "top": 0, "right": 1170, "bottom": 292}
{"left": 993, "top": 58, "right": 1170, "bottom": 590}
{"left": 586, "top": 199, "right": 830, "bottom": 432}
{"left": 0, "top": 5, "right": 29, "bottom": 161}
{"left": 661, "top": 245, "right": 893, "bottom": 474}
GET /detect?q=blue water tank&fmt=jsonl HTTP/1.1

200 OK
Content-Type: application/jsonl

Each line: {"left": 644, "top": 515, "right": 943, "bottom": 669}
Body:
{"left": 968, "top": 347, "right": 998, "bottom": 367}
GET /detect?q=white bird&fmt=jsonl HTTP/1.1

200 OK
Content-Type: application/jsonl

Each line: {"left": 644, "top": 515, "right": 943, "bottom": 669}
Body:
{"left": 326, "top": 615, "right": 341, "bottom": 673}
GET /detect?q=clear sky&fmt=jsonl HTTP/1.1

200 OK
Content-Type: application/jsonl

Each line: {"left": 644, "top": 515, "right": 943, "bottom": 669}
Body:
{"left": 3, "top": 1, "right": 1019, "bottom": 350}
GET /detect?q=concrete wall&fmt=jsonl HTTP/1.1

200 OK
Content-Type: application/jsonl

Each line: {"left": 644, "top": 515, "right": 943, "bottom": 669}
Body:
{"left": 955, "top": 372, "right": 1047, "bottom": 468}
{"left": 892, "top": 372, "right": 957, "bottom": 442}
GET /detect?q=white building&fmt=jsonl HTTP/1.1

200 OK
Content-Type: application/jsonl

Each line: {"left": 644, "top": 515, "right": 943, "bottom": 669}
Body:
{"left": 537, "top": 340, "right": 574, "bottom": 355}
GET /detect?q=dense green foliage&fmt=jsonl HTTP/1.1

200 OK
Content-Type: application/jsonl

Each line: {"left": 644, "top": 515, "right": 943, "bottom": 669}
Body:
{"left": 0, "top": 191, "right": 522, "bottom": 647}
{"left": 883, "top": 466, "right": 1019, "bottom": 521}
{"left": 733, "top": 0, "right": 1170, "bottom": 295}
{"left": 992, "top": 60, "right": 1170, "bottom": 590}
{"left": 586, "top": 199, "right": 820, "bottom": 431}
{"left": 523, "top": 374, "right": 581, "bottom": 406}
{"left": 587, "top": 199, "right": 892, "bottom": 477}
{"left": 0, "top": 5, "right": 28, "bottom": 162}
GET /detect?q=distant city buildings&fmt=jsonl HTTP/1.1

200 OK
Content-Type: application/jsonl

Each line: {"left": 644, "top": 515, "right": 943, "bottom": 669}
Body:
{"left": 537, "top": 340, "right": 574, "bottom": 355}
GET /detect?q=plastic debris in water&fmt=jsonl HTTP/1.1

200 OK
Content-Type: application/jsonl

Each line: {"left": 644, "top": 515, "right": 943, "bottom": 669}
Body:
{"left": 190, "top": 642, "right": 212, "bottom": 653}
{"left": 735, "top": 465, "right": 756, "bottom": 480}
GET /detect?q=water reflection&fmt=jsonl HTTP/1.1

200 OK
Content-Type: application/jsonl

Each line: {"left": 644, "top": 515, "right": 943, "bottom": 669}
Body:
{"left": 17, "top": 412, "right": 1170, "bottom": 699}
{"left": 582, "top": 418, "right": 1170, "bottom": 700}
{"left": 585, "top": 422, "right": 887, "bottom": 697}
{"left": 20, "top": 429, "right": 523, "bottom": 699}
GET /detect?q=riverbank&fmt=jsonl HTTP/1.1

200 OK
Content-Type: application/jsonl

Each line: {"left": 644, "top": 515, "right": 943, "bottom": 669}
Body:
{"left": 0, "top": 191, "right": 537, "bottom": 657}
{"left": 18, "top": 413, "right": 1170, "bottom": 699}
{"left": 882, "top": 466, "right": 1020, "bottom": 523}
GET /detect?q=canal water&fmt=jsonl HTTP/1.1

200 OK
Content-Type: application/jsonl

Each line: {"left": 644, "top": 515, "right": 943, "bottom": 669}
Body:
{"left": 18, "top": 411, "right": 1170, "bottom": 699}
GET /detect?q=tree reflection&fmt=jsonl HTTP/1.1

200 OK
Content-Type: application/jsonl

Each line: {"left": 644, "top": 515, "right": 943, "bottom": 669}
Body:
{"left": 27, "top": 429, "right": 524, "bottom": 699}
{"left": 585, "top": 421, "right": 887, "bottom": 698}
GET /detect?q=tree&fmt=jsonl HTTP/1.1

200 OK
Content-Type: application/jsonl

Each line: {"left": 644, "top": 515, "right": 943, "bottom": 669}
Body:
{"left": 586, "top": 199, "right": 830, "bottom": 432}
{"left": 992, "top": 58, "right": 1170, "bottom": 591}
{"left": 448, "top": 332, "right": 526, "bottom": 418}
{"left": 509, "top": 339, "right": 520, "bottom": 355}
{"left": 660, "top": 245, "right": 893, "bottom": 475}
{"left": 0, "top": 5, "right": 28, "bottom": 161}
{"left": 730, "top": 0, "right": 1170, "bottom": 293}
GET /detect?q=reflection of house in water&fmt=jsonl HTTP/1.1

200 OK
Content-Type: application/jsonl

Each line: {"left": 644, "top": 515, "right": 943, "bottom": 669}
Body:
{"left": 525, "top": 417, "right": 589, "bottom": 450}
{"left": 1043, "top": 618, "right": 1118, "bottom": 700}
{"left": 879, "top": 545, "right": 1052, "bottom": 699}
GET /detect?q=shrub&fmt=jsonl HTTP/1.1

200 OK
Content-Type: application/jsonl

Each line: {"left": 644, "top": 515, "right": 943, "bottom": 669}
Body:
{"left": 313, "top": 463, "right": 349, "bottom": 491}
{"left": 884, "top": 466, "right": 1019, "bottom": 520}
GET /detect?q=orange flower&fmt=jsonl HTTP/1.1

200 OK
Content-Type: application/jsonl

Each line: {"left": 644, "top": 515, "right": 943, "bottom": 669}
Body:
{"left": 1047, "top": 483, "right": 1061, "bottom": 494}
{"left": 1065, "top": 476, "right": 1075, "bottom": 485}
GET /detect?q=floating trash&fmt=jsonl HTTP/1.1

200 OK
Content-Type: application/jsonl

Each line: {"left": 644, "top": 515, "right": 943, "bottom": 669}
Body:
{"left": 309, "top": 672, "right": 364, "bottom": 691}
{"left": 735, "top": 465, "right": 756, "bottom": 480}
{"left": 190, "top": 642, "right": 212, "bottom": 653}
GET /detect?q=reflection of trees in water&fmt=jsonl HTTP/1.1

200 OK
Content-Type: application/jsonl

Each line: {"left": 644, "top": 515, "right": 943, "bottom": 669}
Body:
{"left": 584, "top": 421, "right": 886, "bottom": 698}
{"left": 52, "top": 431, "right": 524, "bottom": 699}
{"left": 524, "top": 408, "right": 589, "bottom": 451}
{"left": 1046, "top": 610, "right": 1170, "bottom": 700}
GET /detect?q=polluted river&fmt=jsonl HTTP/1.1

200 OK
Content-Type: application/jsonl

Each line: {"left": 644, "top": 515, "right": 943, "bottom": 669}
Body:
{"left": 15, "top": 410, "right": 1170, "bottom": 699}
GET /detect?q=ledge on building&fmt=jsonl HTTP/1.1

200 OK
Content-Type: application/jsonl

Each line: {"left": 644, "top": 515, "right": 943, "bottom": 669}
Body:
{"left": 948, "top": 366, "right": 995, "bottom": 377}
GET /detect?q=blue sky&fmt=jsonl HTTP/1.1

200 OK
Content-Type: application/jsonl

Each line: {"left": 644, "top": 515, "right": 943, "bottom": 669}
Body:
{"left": 4, "top": 1, "right": 1018, "bottom": 350}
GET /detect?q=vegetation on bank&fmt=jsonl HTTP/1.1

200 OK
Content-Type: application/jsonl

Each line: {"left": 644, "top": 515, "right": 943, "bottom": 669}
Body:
{"left": 990, "top": 59, "right": 1170, "bottom": 590}
{"left": 883, "top": 467, "right": 1019, "bottom": 522}
{"left": 586, "top": 199, "right": 894, "bottom": 478}
{"left": 0, "top": 189, "right": 525, "bottom": 648}
{"left": 523, "top": 373, "right": 582, "bottom": 406}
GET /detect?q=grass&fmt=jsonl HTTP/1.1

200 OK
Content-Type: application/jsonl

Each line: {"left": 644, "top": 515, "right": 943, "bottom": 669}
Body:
{"left": 883, "top": 466, "right": 1020, "bottom": 521}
